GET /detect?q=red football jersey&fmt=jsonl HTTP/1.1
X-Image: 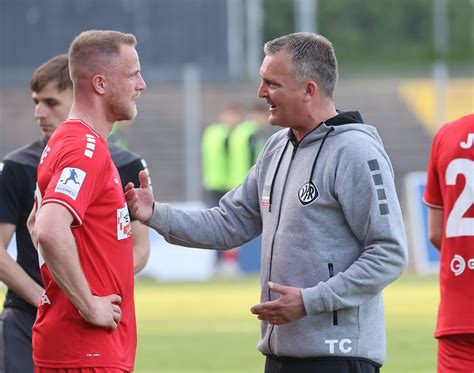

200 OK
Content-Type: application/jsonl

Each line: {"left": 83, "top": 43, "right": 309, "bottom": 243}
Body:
{"left": 424, "top": 113, "right": 474, "bottom": 338}
{"left": 33, "top": 120, "right": 136, "bottom": 370}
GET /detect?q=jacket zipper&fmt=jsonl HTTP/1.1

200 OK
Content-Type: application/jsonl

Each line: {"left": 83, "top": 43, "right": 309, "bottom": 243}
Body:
{"left": 266, "top": 143, "right": 298, "bottom": 355}
{"left": 328, "top": 263, "right": 338, "bottom": 326}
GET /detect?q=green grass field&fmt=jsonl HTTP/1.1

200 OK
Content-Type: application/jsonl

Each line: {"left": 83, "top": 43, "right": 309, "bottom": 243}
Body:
{"left": 0, "top": 273, "right": 439, "bottom": 372}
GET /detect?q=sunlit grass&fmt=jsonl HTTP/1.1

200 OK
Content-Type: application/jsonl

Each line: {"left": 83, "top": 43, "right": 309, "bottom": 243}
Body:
{"left": 0, "top": 273, "right": 439, "bottom": 372}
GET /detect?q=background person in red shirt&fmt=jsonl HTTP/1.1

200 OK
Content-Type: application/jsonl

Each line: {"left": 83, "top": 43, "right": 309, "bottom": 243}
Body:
{"left": 32, "top": 30, "right": 146, "bottom": 373}
{"left": 424, "top": 113, "right": 474, "bottom": 372}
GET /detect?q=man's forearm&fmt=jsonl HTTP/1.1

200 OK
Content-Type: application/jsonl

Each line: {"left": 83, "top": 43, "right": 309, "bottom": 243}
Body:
{"left": 0, "top": 248, "right": 44, "bottom": 306}
{"left": 131, "top": 221, "right": 149, "bottom": 274}
{"left": 38, "top": 227, "right": 96, "bottom": 315}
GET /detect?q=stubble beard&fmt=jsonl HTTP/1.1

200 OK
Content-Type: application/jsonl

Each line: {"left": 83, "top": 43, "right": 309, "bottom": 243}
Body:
{"left": 109, "top": 91, "right": 137, "bottom": 122}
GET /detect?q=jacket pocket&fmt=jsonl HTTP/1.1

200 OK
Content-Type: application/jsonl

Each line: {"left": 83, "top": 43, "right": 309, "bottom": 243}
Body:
{"left": 328, "top": 262, "right": 338, "bottom": 326}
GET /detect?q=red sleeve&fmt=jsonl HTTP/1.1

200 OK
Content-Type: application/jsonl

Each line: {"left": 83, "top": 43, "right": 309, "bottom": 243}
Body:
{"left": 42, "top": 134, "right": 107, "bottom": 226}
{"left": 423, "top": 129, "right": 443, "bottom": 209}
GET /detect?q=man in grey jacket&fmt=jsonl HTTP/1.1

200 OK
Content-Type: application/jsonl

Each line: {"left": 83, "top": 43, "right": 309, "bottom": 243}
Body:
{"left": 126, "top": 32, "right": 408, "bottom": 373}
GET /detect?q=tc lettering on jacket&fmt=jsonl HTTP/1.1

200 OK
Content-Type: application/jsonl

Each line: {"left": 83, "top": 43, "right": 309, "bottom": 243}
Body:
{"left": 325, "top": 339, "right": 352, "bottom": 354}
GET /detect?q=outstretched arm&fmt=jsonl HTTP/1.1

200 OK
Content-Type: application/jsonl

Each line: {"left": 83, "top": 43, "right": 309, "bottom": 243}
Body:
{"left": 0, "top": 222, "right": 44, "bottom": 306}
{"left": 35, "top": 203, "right": 122, "bottom": 330}
{"left": 131, "top": 220, "right": 150, "bottom": 273}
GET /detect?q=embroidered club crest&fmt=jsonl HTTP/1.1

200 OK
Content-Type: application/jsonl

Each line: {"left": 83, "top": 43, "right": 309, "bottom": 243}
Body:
{"left": 298, "top": 181, "right": 319, "bottom": 205}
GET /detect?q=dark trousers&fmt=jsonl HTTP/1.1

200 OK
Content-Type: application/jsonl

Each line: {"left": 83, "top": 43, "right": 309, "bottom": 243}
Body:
{"left": 2, "top": 307, "right": 35, "bottom": 373}
{"left": 265, "top": 355, "right": 381, "bottom": 373}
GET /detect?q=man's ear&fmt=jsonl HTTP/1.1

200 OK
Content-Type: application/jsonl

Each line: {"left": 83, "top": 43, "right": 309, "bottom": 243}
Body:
{"left": 92, "top": 75, "right": 106, "bottom": 95}
{"left": 303, "top": 80, "right": 318, "bottom": 102}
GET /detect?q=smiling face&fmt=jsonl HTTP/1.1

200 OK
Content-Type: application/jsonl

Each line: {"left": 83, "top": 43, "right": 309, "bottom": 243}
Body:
{"left": 257, "top": 52, "right": 309, "bottom": 131}
{"left": 32, "top": 81, "right": 73, "bottom": 139}
{"left": 105, "top": 44, "right": 146, "bottom": 122}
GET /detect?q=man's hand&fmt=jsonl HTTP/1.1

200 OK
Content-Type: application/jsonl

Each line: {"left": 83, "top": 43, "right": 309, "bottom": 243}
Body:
{"left": 250, "top": 282, "right": 306, "bottom": 325}
{"left": 78, "top": 294, "right": 122, "bottom": 331}
{"left": 125, "top": 170, "right": 154, "bottom": 223}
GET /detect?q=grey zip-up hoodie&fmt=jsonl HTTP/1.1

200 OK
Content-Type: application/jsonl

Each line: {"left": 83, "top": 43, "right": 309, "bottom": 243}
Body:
{"left": 146, "top": 111, "right": 408, "bottom": 366}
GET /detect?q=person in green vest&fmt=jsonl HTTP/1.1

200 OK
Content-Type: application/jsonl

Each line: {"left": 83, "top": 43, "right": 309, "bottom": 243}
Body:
{"left": 201, "top": 104, "right": 244, "bottom": 276}
{"left": 201, "top": 103, "right": 243, "bottom": 207}
{"left": 228, "top": 103, "right": 268, "bottom": 189}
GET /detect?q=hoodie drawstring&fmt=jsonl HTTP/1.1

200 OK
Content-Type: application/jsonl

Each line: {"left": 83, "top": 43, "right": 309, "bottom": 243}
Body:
{"left": 268, "top": 139, "right": 289, "bottom": 212}
{"left": 268, "top": 127, "right": 334, "bottom": 212}
{"left": 309, "top": 126, "right": 334, "bottom": 183}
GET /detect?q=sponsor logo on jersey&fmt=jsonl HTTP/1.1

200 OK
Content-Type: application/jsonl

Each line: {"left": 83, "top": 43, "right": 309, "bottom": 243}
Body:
{"left": 325, "top": 339, "right": 353, "bottom": 354}
{"left": 55, "top": 168, "right": 86, "bottom": 200}
{"left": 450, "top": 254, "right": 474, "bottom": 276}
{"left": 298, "top": 181, "right": 319, "bottom": 205}
{"left": 117, "top": 204, "right": 132, "bottom": 240}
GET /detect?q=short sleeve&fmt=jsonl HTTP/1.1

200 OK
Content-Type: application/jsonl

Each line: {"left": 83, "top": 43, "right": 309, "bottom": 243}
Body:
{"left": 41, "top": 137, "right": 107, "bottom": 226}
{"left": 424, "top": 132, "right": 443, "bottom": 209}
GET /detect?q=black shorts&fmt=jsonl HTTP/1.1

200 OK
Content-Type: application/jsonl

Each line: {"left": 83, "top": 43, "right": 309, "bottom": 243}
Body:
{"left": 2, "top": 307, "right": 35, "bottom": 373}
{"left": 265, "top": 355, "right": 381, "bottom": 373}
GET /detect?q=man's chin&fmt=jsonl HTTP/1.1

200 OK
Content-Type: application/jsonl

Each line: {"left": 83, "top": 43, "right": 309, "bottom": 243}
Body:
{"left": 42, "top": 131, "right": 53, "bottom": 140}
{"left": 127, "top": 106, "right": 137, "bottom": 120}
{"left": 116, "top": 110, "right": 137, "bottom": 122}
{"left": 269, "top": 116, "right": 281, "bottom": 126}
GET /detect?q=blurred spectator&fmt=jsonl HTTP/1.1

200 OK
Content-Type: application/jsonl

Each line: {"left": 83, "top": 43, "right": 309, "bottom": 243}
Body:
{"left": 220, "top": 103, "right": 269, "bottom": 276}
{"left": 201, "top": 103, "right": 243, "bottom": 207}
{"left": 201, "top": 103, "right": 243, "bottom": 276}
{"left": 228, "top": 103, "right": 268, "bottom": 189}
{"left": 424, "top": 113, "right": 474, "bottom": 373}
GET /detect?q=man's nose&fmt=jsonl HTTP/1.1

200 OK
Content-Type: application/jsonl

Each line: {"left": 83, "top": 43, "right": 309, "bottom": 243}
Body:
{"left": 138, "top": 74, "right": 146, "bottom": 91}
{"left": 35, "top": 103, "right": 48, "bottom": 119}
{"left": 257, "top": 83, "right": 266, "bottom": 98}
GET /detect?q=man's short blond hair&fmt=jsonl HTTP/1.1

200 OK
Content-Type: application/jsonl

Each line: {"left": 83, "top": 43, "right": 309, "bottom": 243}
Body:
{"left": 69, "top": 30, "right": 137, "bottom": 82}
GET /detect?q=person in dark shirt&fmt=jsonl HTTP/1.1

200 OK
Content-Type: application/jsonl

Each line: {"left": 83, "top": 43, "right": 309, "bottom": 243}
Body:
{"left": 0, "top": 54, "right": 150, "bottom": 373}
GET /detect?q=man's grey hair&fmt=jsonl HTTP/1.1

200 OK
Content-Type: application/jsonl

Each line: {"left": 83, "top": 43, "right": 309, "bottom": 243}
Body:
{"left": 264, "top": 32, "right": 338, "bottom": 98}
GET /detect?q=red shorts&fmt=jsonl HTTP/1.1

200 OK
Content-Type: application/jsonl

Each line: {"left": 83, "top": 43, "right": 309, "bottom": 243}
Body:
{"left": 438, "top": 334, "right": 474, "bottom": 373}
{"left": 35, "top": 368, "right": 129, "bottom": 373}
